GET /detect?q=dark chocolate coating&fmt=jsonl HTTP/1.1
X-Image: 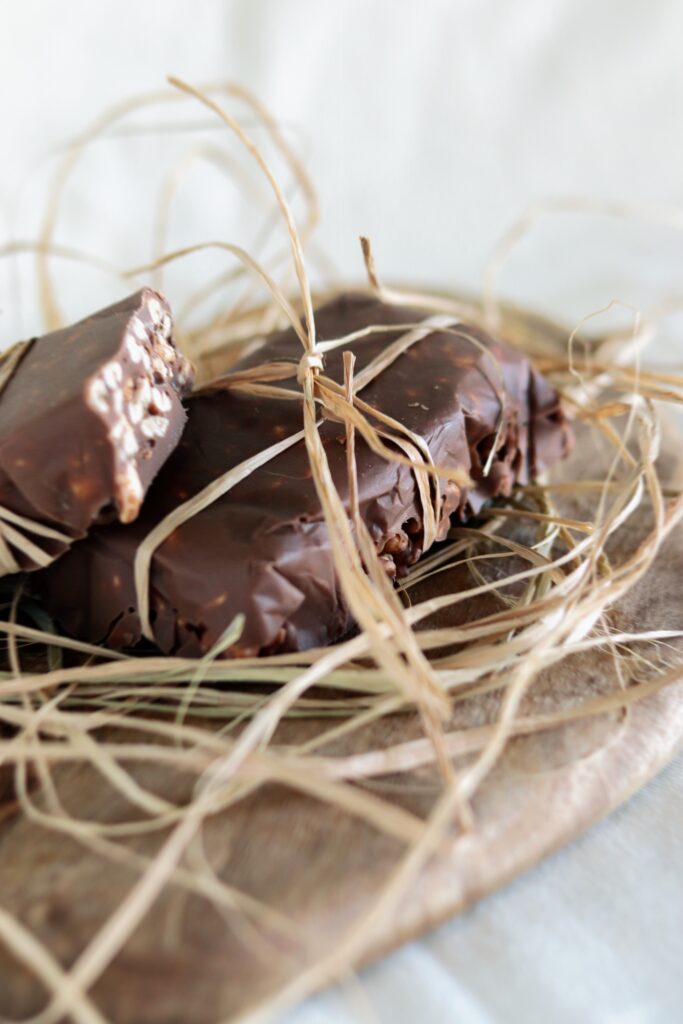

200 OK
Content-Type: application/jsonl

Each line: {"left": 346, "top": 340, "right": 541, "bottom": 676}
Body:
{"left": 36, "top": 293, "right": 571, "bottom": 655}
{"left": 0, "top": 289, "right": 193, "bottom": 570}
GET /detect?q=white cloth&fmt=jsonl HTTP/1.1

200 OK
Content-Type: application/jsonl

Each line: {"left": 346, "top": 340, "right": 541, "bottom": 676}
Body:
{"left": 1, "top": 2, "right": 682, "bottom": 1021}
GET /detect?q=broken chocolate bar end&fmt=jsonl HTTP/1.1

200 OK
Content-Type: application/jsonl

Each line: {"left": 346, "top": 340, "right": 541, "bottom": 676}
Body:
{"left": 0, "top": 288, "right": 194, "bottom": 572}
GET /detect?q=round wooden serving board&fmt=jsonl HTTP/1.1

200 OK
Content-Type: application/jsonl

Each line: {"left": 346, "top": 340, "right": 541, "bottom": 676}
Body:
{"left": 0, "top": 304, "right": 681, "bottom": 1023}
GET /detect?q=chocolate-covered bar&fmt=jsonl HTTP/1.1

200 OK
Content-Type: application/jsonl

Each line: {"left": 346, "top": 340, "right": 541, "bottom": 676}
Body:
{"left": 0, "top": 289, "right": 193, "bottom": 571}
{"left": 36, "top": 292, "right": 571, "bottom": 656}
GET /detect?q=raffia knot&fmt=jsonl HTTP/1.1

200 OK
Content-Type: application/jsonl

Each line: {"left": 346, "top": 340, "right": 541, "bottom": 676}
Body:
{"left": 297, "top": 350, "right": 324, "bottom": 386}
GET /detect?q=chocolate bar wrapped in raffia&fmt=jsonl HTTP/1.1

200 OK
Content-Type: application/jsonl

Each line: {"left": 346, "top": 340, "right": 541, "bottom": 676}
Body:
{"left": 37, "top": 291, "right": 571, "bottom": 657}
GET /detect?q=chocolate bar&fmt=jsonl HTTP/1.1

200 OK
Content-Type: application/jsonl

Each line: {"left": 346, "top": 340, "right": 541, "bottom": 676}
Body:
{"left": 0, "top": 289, "right": 193, "bottom": 572}
{"left": 36, "top": 292, "right": 571, "bottom": 655}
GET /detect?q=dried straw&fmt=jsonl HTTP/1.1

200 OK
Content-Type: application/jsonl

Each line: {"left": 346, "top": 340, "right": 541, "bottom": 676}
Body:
{"left": 0, "top": 77, "right": 681, "bottom": 1024}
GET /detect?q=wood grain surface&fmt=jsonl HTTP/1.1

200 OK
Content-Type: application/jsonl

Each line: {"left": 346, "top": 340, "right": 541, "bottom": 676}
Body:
{"left": 0, "top": 308, "right": 681, "bottom": 1023}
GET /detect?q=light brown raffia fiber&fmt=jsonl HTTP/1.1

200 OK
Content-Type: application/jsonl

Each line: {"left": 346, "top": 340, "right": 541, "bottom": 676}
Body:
{"left": 0, "top": 78, "right": 681, "bottom": 1023}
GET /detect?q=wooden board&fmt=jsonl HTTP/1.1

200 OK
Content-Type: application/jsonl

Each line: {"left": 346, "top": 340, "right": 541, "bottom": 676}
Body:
{"left": 0, "top": 316, "right": 682, "bottom": 1023}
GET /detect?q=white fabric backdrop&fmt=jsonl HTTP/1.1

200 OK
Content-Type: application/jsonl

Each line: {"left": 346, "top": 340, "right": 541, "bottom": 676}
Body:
{"left": 1, "top": 2, "right": 682, "bottom": 1021}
